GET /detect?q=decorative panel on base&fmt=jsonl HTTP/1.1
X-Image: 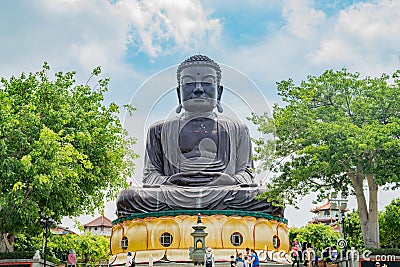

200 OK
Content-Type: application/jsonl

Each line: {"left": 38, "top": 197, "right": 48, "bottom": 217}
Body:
{"left": 109, "top": 211, "right": 289, "bottom": 265}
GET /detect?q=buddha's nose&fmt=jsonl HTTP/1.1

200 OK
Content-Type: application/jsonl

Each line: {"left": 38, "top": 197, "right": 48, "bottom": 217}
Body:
{"left": 193, "top": 82, "right": 204, "bottom": 95}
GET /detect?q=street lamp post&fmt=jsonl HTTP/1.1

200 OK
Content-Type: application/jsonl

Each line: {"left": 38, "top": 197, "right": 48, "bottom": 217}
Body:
{"left": 330, "top": 192, "right": 348, "bottom": 238}
{"left": 40, "top": 216, "right": 55, "bottom": 267}
{"left": 330, "top": 193, "right": 348, "bottom": 267}
{"left": 341, "top": 209, "right": 346, "bottom": 240}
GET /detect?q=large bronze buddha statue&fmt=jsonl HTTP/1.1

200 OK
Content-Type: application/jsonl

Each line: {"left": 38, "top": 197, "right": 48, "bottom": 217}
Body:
{"left": 116, "top": 55, "right": 282, "bottom": 216}
{"left": 111, "top": 55, "right": 289, "bottom": 264}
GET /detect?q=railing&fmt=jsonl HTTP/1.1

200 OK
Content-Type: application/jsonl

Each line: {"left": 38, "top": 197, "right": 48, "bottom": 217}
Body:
{"left": 312, "top": 215, "right": 339, "bottom": 220}
{"left": 66, "top": 261, "right": 109, "bottom": 267}
{"left": 67, "top": 264, "right": 107, "bottom": 267}
{"left": 113, "top": 209, "right": 288, "bottom": 224}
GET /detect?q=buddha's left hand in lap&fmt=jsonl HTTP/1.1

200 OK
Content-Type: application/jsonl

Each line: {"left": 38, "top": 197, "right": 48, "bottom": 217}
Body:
{"left": 200, "top": 172, "right": 237, "bottom": 186}
{"left": 163, "top": 171, "right": 237, "bottom": 186}
{"left": 164, "top": 172, "right": 210, "bottom": 186}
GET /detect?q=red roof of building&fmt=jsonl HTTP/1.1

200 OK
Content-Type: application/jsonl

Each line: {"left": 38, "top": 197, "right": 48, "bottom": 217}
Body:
{"left": 310, "top": 199, "right": 349, "bottom": 213}
{"left": 51, "top": 226, "right": 77, "bottom": 235}
{"left": 308, "top": 217, "right": 338, "bottom": 224}
{"left": 84, "top": 215, "right": 112, "bottom": 228}
{"left": 310, "top": 200, "right": 332, "bottom": 213}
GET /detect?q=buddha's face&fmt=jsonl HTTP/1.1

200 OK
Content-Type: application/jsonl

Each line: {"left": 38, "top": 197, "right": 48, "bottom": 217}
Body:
{"left": 180, "top": 65, "right": 218, "bottom": 113}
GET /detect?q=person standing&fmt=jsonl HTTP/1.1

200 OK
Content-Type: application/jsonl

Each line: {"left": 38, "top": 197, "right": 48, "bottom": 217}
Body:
{"left": 291, "top": 245, "right": 300, "bottom": 267}
{"left": 243, "top": 256, "right": 250, "bottom": 267}
{"left": 236, "top": 253, "right": 245, "bottom": 267}
{"left": 67, "top": 250, "right": 77, "bottom": 267}
{"left": 204, "top": 248, "right": 215, "bottom": 267}
{"left": 245, "top": 248, "right": 251, "bottom": 260}
{"left": 126, "top": 252, "right": 133, "bottom": 267}
{"left": 249, "top": 250, "right": 260, "bottom": 267}
{"left": 331, "top": 246, "right": 338, "bottom": 261}
{"left": 230, "top": 255, "right": 236, "bottom": 267}
{"left": 304, "top": 243, "right": 314, "bottom": 267}
{"left": 296, "top": 239, "right": 303, "bottom": 263}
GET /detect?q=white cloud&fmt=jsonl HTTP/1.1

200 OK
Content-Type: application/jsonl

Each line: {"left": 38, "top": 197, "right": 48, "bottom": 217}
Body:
{"left": 310, "top": 0, "right": 400, "bottom": 75}
{"left": 281, "top": 0, "right": 325, "bottom": 38}
{"left": 0, "top": 1, "right": 131, "bottom": 79}
{"left": 0, "top": 0, "right": 222, "bottom": 104}
{"left": 208, "top": 0, "right": 332, "bottom": 104}
{"left": 117, "top": 0, "right": 222, "bottom": 58}
{"left": 213, "top": 0, "right": 400, "bottom": 106}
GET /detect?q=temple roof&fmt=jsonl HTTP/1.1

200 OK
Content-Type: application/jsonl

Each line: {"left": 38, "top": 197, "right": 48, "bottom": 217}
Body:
{"left": 310, "top": 200, "right": 332, "bottom": 213}
{"left": 84, "top": 215, "right": 112, "bottom": 228}
{"left": 310, "top": 199, "right": 349, "bottom": 213}
{"left": 51, "top": 226, "right": 77, "bottom": 235}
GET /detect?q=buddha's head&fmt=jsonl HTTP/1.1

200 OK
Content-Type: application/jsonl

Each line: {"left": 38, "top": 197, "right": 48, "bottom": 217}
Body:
{"left": 176, "top": 55, "right": 223, "bottom": 113}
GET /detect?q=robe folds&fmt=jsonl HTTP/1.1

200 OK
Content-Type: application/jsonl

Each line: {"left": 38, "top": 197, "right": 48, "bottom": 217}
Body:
{"left": 142, "top": 113, "right": 253, "bottom": 185}
{"left": 116, "top": 113, "right": 283, "bottom": 217}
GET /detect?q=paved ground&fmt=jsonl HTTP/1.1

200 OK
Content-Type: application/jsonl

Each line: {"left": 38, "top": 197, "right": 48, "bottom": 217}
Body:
{"left": 134, "top": 262, "right": 291, "bottom": 267}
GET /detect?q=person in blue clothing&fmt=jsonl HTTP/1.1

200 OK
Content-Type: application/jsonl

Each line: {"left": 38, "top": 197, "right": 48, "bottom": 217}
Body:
{"left": 331, "top": 246, "right": 338, "bottom": 261}
{"left": 250, "top": 249, "right": 260, "bottom": 267}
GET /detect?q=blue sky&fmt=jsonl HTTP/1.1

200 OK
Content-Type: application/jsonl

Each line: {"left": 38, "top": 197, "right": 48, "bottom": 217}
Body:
{"left": 1, "top": 0, "right": 400, "bottom": 227}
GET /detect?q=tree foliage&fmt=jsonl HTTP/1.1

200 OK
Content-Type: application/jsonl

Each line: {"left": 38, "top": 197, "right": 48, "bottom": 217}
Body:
{"left": 251, "top": 68, "right": 400, "bottom": 248}
{"left": 343, "top": 210, "right": 364, "bottom": 249}
{"left": 49, "top": 232, "right": 110, "bottom": 264}
{"left": 0, "top": 63, "right": 136, "bottom": 251}
{"left": 289, "top": 223, "right": 340, "bottom": 254}
{"left": 379, "top": 198, "right": 400, "bottom": 248}
{"left": 15, "top": 232, "right": 110, "bottom": 264}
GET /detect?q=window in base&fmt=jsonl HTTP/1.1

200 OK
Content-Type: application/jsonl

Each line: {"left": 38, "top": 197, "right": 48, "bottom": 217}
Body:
{"left": 230, "top": 232, "right": 243, "bottom": 246}
{"left": 160, "top": 232, "right": 173, "bottom": 247}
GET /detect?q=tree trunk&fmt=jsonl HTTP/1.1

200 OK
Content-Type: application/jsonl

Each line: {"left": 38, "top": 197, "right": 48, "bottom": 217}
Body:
{"left": 348, "top": 172, "right": 380, "bottom": 249}
{"left": 365, "top": 174, "right": 379, "bottom": 248}
{"left": 1, "top": 233, "right": 15, "bottom": 252}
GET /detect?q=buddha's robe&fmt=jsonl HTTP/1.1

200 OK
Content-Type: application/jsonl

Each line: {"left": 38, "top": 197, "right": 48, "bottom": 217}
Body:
{"left": 143, "top": 113, "right": 253, "bottom": 185}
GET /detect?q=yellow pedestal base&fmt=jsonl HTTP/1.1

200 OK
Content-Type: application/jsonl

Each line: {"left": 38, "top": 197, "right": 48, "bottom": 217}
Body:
{"left": 110, "top": 213, "right": 289, "bottom": 265}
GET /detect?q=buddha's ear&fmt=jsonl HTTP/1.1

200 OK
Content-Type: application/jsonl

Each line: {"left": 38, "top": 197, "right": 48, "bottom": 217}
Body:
{"left": 176, "top": 86, "right": 181, "bottom": 104}
{"left": 217, "top": 85, "right": 223, "bottom": 101}
{"left": 217, "top": 85, "right": 224, "bottom": 113}
{"left": 176, "top": 86, "right": 182, "bottom": 113}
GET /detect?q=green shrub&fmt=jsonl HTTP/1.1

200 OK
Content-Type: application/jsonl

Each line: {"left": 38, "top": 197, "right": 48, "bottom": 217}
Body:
{"left": 0, "top": 251, "right": 36, "bottom": 259}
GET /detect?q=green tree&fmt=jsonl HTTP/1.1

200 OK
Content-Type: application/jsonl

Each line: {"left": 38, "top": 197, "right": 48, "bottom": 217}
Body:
{"left": 0, "top": 64, "right": 136, "bottom": 252}
{"left": 251, "top": 69, "right": 400, "bottom": 248}
{"left": 379, "top": 198, "right": 400, "bottom": 248}
{"left": 13, "top": 232, "right": 43, "bottom": 253}
{"left": 73, "top": 232, "right": 110, "bottom": 264}
{"left": 46, "top": 234, "right": 77, "bottom": 262}
{"left": 15, "top": 231, "right": 110, "bottom": 264}
{"left": 289, "top": 223, "right": 340, "bottom": 254}
{"left": 48, "top": 233, "right": 110, "bottom": 264}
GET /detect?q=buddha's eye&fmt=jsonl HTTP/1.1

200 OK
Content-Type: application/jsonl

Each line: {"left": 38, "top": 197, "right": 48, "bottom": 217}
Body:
{"left": 201, "top": 82, "right": 212, "bottom": 86}
{"left": 184, "top": 82, "right": 195, "bottom": 87}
